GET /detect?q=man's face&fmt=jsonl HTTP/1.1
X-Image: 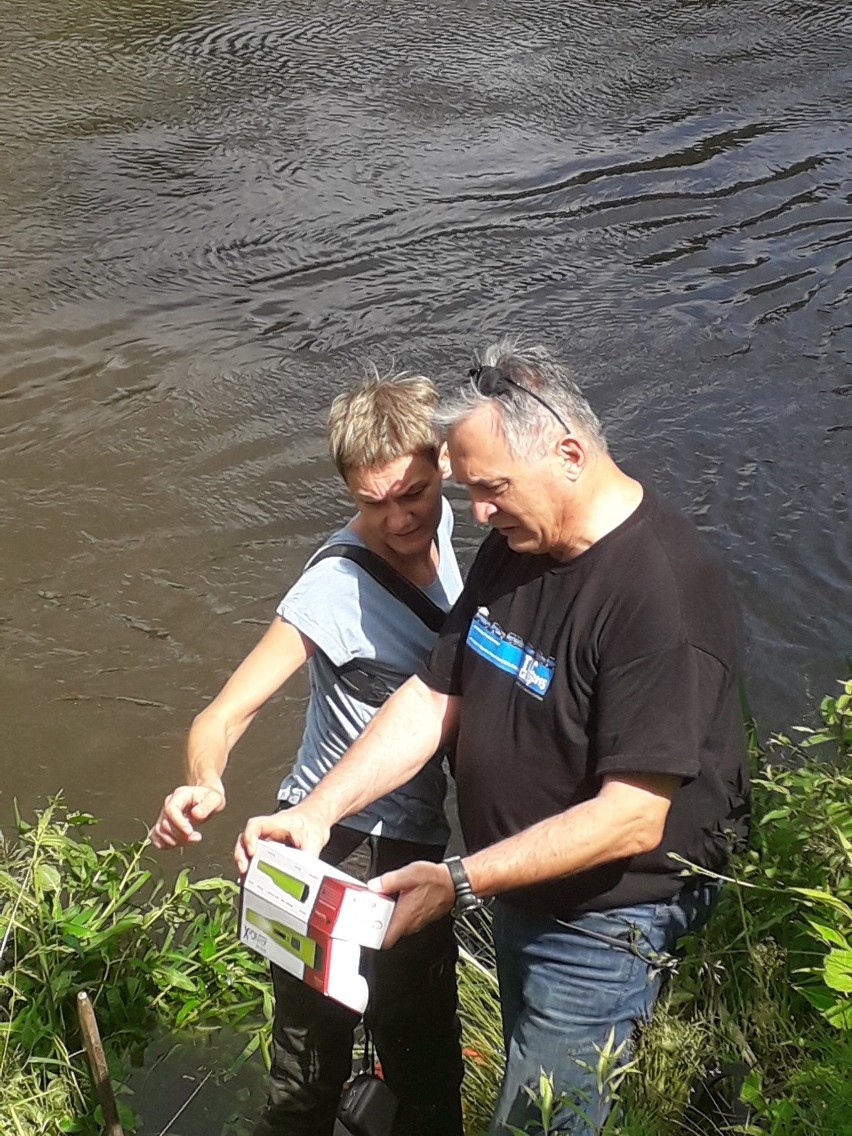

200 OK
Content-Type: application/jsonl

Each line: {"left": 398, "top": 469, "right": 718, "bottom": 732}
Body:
{"left": 345, "top": 451, "right": 443, "bottom": 560}
{"left": 447, "top": 404, "right": 567, "bottom": 555}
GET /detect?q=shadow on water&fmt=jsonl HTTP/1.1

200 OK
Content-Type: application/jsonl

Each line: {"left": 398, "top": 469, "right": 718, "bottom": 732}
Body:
{"left": 1, "top": 0, "right": 851, "bottom": 1125}
{"left": 125, "top": 1031, "right": 268, "bottom": 1136}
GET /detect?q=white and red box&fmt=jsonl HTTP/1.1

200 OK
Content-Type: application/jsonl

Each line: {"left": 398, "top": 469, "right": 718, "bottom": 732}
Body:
{"left": 238, "top": 839, "right": 395, "bottom": 1013}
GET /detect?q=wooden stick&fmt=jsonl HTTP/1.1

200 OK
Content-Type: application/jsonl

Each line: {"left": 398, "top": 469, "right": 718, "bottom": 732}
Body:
{"left": 76, "top": 991, "right": 125, "bottom": 1136}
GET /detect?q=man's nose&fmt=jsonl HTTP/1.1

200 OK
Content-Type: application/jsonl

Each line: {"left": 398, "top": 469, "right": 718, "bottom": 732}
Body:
{"left": 471, "top": 499, "right": 497, "bottom": 524}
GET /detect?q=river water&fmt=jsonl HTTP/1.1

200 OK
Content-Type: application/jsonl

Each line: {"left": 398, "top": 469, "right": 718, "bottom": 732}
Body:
{"left": 2, "top": 0, "right": 851, "bottom": 854}
{"left": 1, "top": 0, "right": 850, "bottom": 1128}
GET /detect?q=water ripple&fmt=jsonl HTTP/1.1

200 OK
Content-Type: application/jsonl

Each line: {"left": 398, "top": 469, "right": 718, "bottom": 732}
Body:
{"left": 1, "top": 0, "right": 851, "bottom": 858}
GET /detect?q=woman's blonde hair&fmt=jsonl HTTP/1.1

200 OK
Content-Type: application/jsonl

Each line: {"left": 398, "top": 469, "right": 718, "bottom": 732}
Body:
{"left": 328, "top": 367, "right": 440, "bottom": 479}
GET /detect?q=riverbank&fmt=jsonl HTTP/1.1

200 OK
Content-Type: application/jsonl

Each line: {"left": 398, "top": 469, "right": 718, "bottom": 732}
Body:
{"left": 2, "top": 676, "right": 850, "bottom": 1134}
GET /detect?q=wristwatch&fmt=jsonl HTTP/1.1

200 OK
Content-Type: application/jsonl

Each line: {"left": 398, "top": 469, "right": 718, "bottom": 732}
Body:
{"left": 443, "top": 855, "right": 484, "bottom": 917}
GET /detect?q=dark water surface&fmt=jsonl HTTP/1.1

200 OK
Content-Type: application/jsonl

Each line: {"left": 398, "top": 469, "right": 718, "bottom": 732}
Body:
{"left": 1, "top": 0, "right": 850, "bottom": 1113}
{"left": 2, "top": 0, "right": 851, "bottom": 849}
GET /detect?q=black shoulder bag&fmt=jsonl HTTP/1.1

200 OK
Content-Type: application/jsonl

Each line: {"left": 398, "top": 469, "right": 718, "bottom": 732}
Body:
{"left": 335, "top": 1024, "right": 398, "bottom": 1136}
{"left": 308, "top": 542, "right": 446, "bottom": 707}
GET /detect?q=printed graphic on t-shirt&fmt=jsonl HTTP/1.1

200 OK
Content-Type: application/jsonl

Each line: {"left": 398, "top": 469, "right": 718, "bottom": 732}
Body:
{"left": 466, "top": 607, "right": 555, "bottom": 700}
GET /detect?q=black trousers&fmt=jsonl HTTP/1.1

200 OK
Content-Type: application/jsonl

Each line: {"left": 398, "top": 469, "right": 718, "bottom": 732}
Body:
{"left": 251, "top": 825, "right": 465, "bottom": 1136}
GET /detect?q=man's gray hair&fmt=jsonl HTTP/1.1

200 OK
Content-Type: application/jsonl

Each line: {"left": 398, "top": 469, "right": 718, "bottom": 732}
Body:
{"left": 436, "top": 340, "right": 607, "bottom": 458}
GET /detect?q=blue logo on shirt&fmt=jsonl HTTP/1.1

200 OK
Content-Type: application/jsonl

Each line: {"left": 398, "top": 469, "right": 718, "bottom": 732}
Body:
{"left": 466, "top": 608, "right": 555, "bottom": 700}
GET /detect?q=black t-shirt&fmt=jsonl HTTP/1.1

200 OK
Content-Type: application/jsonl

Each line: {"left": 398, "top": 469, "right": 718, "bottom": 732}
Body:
{"left": 419, "top": 488, "right": 749, "bottom": 916}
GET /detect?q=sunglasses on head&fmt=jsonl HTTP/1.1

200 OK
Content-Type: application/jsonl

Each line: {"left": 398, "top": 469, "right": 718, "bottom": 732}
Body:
{"left": 468, "top": 365, "right": 572, "bottom": 437}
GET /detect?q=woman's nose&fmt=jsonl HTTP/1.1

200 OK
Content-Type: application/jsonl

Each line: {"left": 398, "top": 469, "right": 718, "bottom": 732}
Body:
{"left": 386, "top": 503, "right": 414, "bottom": 532}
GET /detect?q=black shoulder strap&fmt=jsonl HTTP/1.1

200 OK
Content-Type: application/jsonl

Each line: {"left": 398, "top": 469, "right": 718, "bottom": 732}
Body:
{"left": 308, "top": 542, "right": 445, "bottom": 633}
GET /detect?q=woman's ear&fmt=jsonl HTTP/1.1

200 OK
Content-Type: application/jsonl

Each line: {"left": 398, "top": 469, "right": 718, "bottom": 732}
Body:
{"left": 438, "top": 441, "right": 451, "bottom": 479}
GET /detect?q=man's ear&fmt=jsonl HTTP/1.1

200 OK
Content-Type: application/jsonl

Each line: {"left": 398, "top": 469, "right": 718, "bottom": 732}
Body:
{"left": 557, "top": 435, "right": 585, "bottom": 481}
{"left": 438, "top": 442, "right": 451, "bottom": 479}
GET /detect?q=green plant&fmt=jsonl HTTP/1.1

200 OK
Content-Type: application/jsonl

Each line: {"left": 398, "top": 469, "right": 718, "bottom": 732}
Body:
{"left": 5, "top": 678, "right": 852, "bottom": 1135}
{"left": 456, "top": 915, "right": 505, "bottom": 1136}
{"left": 0, "top": 799, "right": 271, "bottom": 1134}
{"left": 794, "top": 675, "right": 852, "bottom": 761}
{"left": 501, "top": 1037, "right": 636, "bottom": 1136}
{"left": 617, "top": 675, "right": 852, "bottom": 1135}
{"left": 503, "top": 1069, "right": 572, "bottom": 1136}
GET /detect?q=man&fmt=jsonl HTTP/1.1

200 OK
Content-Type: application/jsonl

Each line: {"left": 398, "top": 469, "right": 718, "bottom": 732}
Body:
{"left": 235, "top": 342, "right": 750, "bottom": 1135}
{"left": 151, "top": 370, "right": 465, "bottom": 1136}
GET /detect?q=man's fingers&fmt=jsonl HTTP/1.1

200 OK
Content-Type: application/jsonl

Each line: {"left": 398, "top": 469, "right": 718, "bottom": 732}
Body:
{"left": 234, "top": 832, "right": 251, "bottom": 875}
{"left": 149, "top": 824, "right": 172, "bottom": 849}
{"left": 368, "top": 860, "right": 443, "bottom": 896}
{"left": 152, "top": 826, "right": 197, "bottom": 849}
{"left": 379, "top": 884, "right": 444, "bottom": 947}
{"left": 162, "top": 798, "right": 194, "bottom": 835}
{"left": 382, "top": 908, "right": 407, "bottom": 948}
{"left": 366, "top": 860, "right": 455, "bottom": 949}
{"left": 368, "top": 867, "right": 409, "bottom": 895}
{"left": 238, "top": 816, "right": 263, "bottom": 862}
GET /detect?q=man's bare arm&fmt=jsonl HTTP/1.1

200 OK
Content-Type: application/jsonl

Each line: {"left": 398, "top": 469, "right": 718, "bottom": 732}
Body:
{"left": 461, "top": 772, "right": 679, "bottom": 895}
{"left": 234, "top": 676, "right": 458, "bottom": 869}
{"left": 373, "top": 773, "right": 680, "bottom": 945}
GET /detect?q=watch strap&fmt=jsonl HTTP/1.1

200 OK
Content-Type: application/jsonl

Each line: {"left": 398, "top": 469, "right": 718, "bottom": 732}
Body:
{"left": 443, "top": 855, "right": 483, "bottom": 916}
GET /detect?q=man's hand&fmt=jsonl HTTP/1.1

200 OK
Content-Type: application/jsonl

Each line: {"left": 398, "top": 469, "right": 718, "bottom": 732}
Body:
{"left": 150, "top": 782, "right": 226, "bottom": 848}
{"left": 368, "top": 860, "right": 455, "bottom": 947}
{"left": 234, "top": 806, "right": 331, "bottom": 875}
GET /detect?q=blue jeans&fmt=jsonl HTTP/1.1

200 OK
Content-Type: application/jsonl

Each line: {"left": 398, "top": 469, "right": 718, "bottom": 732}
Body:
{"left": 488, "top": 883, "right": 718, "bottom": 1135}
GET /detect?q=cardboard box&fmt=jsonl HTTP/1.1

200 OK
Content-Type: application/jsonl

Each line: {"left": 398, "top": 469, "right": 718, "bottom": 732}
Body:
{"left": 238, "top": 840, "right": 395, "bottom": 1013}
